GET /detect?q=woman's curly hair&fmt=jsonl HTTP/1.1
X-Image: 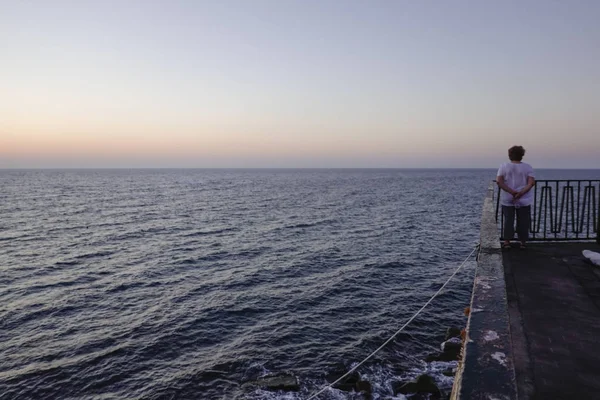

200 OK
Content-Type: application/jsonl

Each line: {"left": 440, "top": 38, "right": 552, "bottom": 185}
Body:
{"left": 508, "top": 146, "right": 526, "bottom": 161}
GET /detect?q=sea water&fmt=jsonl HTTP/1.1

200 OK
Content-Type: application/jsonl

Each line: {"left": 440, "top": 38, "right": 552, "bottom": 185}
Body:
{"left": 1, "top": 168, "right": 595, "bottom": 399}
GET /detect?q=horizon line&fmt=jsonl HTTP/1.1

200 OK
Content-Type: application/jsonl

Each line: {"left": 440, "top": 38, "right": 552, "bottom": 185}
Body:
{"left": 2, "top": 167, "right": 599, "bottom": 171}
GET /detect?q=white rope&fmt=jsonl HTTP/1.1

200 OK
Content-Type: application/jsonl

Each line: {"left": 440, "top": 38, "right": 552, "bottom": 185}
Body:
{"left": 306, "top": 244, "right": 480, "bottom": 400}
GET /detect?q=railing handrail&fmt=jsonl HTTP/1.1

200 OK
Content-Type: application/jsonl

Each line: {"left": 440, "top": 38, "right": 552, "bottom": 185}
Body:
{"left": 493, "top": 179, "right": 600, "bottom": 242}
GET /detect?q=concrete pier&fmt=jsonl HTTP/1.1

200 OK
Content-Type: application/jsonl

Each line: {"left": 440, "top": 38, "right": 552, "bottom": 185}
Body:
{"left": 453, "top": 182, "right": 600, "bottom": 400}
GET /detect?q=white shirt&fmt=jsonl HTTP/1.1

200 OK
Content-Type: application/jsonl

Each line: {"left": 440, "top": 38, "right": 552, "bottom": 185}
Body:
{"left": 497, "top": 162, "right": 535, "bottom": 207}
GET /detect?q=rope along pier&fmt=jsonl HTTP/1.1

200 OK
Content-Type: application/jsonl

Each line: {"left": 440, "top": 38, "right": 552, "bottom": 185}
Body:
{"left": 306, "top": 244, "right": 480, "bottom": 399}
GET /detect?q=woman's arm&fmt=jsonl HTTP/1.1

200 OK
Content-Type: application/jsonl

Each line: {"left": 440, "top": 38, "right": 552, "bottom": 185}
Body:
{"left": 515, "top": 176, "right": 535, "bottom": 199}
{"left": 497, "top": 175, "right": 518, "bottom": 196}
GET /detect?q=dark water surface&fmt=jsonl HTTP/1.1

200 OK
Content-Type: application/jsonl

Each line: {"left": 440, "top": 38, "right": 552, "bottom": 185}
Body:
{"left": 1, "top": 169, "right": 595, "bottom": 399}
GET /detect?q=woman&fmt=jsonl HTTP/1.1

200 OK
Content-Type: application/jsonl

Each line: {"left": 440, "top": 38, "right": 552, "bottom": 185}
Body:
{"left": 496, "top": 146, "right": 535, "bottom": 249}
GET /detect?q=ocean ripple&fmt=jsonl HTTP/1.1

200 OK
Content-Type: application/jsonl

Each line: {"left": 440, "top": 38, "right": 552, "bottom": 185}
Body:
{"left": 0, "top": 169, "right": 498, "bottom": 399}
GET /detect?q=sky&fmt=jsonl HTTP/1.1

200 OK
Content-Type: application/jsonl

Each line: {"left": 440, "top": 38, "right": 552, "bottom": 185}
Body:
{"left": 1, "top": 0, "right": 599, "bottom": 168}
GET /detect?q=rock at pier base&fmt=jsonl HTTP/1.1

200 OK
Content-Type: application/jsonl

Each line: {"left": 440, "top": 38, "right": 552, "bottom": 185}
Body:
{"left": 445, "top": 326, "right": 462, "bottom": 341}
{"left": 254, "top": 373, "right": 299, "bottom": 392}
{"left": 425, "top": 337, "right": 463, "bottom": 362}
{"left": 329, "top": 370, "right": 372, "bottom": 399}
{"left": 393, "top": 374, "right": 442, "bottom": 398}
{"left": 441, "top": 337, "right": 462, "bottom": 354}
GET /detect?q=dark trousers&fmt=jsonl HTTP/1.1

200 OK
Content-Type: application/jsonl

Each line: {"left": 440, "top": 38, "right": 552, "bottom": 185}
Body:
{"left": 502, "top": 205, "right": 531, "bottom": 242}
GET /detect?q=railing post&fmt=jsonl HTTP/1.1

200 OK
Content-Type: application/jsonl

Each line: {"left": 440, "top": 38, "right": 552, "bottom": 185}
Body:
{"left": 597, "top": 185, "right": 600, "bottom": 245}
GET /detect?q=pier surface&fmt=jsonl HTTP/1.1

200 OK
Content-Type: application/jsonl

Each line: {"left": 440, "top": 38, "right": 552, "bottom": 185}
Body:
{"left": 503, "top": 242, "right": 600, "bottom": 400}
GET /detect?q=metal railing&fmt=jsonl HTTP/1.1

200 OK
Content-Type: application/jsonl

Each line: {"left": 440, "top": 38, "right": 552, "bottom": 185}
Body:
{"left": 495, "top": 180, "right": 600, "bottom": 242}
